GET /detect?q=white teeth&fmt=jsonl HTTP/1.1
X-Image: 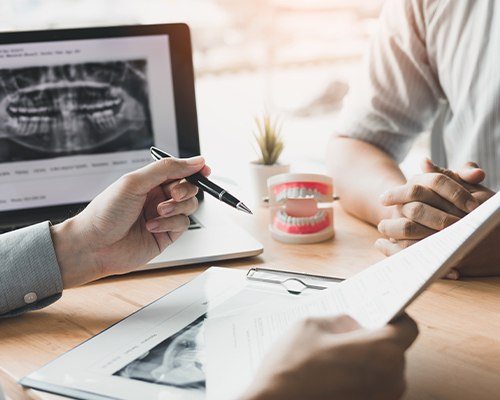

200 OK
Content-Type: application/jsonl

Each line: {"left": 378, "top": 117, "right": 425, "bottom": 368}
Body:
{"left": 316, "top": 210, "right": 325, "bottom": 222}
{"left": 39, "top": 117, "right": 50, "bottom": 134}
{"left": 277, "top": 210, "right": 287, "bottom": 222}
{"left": 276, "top": 210, "right": 328, "bottom": 226}
{"left": 274, "top": 185, "right": 327, "bottom": 202}
{"left": 274, "top": 187, "right": 328, "bottom": 202}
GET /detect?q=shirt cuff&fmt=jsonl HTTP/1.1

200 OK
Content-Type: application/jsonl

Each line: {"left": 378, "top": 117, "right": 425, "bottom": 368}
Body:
{"left": 0, "top": 221, "right": 63, "bottom": 317}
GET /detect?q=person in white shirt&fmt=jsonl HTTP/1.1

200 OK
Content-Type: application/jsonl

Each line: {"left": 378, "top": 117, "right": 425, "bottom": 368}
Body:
{"left": 327, "top": 0, "right": 499, "bottom": 277}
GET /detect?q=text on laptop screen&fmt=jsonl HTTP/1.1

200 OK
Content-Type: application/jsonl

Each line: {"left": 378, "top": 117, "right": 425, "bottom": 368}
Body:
{"left": 0, "top": 35, "right": 178, "bottom": 212}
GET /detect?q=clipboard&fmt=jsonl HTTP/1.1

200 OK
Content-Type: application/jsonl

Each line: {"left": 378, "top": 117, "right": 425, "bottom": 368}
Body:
{"left": 20, "top": 266, "right": 341, "bottom": 400}
{"left": 246, "top": 267, "right": 344, "bottom": 294}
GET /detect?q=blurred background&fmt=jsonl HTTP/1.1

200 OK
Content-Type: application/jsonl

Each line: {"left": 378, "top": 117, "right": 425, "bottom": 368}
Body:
{"left": 0, "top": 0, "right": 427, "bottom": 181}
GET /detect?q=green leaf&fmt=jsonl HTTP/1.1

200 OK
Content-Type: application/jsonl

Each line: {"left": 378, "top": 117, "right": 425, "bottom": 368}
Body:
{"left": 252, "top": 113, "right": 285, "bottom": 165}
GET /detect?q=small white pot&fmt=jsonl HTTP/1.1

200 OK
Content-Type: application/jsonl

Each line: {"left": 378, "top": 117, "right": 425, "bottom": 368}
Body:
{"left": 249, "top": 161, "right": 290, "bottom": 206}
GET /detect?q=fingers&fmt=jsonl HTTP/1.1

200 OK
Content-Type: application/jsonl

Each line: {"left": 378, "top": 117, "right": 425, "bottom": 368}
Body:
{"left": 298, "top": 315, "right": 360, "bottom": 334}
{"left": 400, "top": 202, "right": 460, "bottom": 231}
{"left": 444, "top": 268, "right": 460, "bottom": 280}
{"left": 457, "top": 162, "right": 486, "bottom": 185}
{"left": 378, "top": 218, "right": 436, "bottom": 240}
{"left": 420, "top": 158, "right": 461, "bottom": 181}
{"left": 316, "top": 314, "right": 361, "bottom": 334}
{"left": 380, "top": 183, "right": 466, "bottom": 218}
{"left": 151, "top": 231, "right": 184, "bottom": 252}
{"left": 375, "top": 238, "right": 418, "bottom": 256}
{"left": 200, "top": 164, "right": 211, "bottom": 177}
{"left": 121, "top": 156, "right": 206, "bottom": 195}
{"left": 146, "top": 214, "right": 191, "bottom": 233}
{"left": 161, "top": 180, "right": 199, "bottom": 202}
{"left": 157, "top": 196, "right": 198, "bottom": 217}
{"left": 147, "top": 189, "right": 199, "bottom": 234}
{"left": 423, "top": 158, "right": 488, "bottom": 191}
{"left": 379, "top": 314, "right": 419, "bottom": 350}
{"left": 386, "top": 172, "right": 478, "bottom": 213}
{"left": 420, "top": 157, "right": 441, "bottom": 174}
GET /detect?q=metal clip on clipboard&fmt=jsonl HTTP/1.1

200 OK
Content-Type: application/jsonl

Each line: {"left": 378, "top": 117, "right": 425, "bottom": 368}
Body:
{"left": 246, "top": 267, "right": 344, "bottom": 295}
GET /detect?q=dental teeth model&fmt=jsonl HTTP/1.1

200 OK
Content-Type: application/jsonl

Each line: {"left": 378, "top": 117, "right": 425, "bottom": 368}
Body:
{"left": 267, "top": 173, "right": 335, "bottom": 244}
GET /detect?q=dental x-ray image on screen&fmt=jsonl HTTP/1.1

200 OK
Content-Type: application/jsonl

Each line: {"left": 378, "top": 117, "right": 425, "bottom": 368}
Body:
{"left": 115, "top": 314, "right": 206, "bottom": 393}
{"left": 0, "top": 60, "right": 153, "bottom": 163}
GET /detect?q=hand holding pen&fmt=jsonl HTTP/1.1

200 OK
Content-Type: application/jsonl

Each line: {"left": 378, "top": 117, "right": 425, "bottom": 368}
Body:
{"left": 151, "top": 146, "right": 253, "bottom": 214}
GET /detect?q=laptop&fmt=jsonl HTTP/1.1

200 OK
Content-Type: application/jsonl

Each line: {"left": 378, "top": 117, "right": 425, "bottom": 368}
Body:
{"left": 0, "top": 23, "right": 263, "bottom": 269}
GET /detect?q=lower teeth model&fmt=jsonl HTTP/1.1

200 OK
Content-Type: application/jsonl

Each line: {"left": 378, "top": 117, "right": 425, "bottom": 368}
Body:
{"left": 267, "top": 173, "right": 335, "bottom": 244}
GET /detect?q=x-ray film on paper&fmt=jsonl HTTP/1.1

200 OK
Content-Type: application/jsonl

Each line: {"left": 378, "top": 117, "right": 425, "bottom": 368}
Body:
{"left": 110, "top": 277, "right": 323, "bottom": 395}
{"left": 0, "top": 60, "right": 154, "bottom": 162}
{"left": 114, "top": 314, "right": 206, "bottom": 395}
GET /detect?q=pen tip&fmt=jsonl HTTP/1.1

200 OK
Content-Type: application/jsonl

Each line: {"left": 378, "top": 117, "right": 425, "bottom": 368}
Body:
{"left": 237, "top": 202, "right": 253, "bottom": 215}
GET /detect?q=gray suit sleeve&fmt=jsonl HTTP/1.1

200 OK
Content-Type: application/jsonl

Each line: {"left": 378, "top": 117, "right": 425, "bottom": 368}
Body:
{"left": 0, "top": 221, "right": 63, "bottom": 318}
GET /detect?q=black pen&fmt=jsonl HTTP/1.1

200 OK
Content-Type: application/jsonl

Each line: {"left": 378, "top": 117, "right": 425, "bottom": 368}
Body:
{"left": 150, "top": 146, "right": 253, "bottom": 215}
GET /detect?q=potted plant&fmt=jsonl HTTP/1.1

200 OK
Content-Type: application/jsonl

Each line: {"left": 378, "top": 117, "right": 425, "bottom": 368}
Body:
{"left": 249, "top": 114, "right": 290, "bottom": 205}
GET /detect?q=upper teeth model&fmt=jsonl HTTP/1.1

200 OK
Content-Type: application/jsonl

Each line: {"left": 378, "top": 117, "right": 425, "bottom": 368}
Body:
{"left": 267, "top": 173, "right": 335, "bottom": 244}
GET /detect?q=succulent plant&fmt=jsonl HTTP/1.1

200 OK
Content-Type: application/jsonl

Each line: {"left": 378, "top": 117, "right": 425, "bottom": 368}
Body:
{"left": 253, "top": 114, "right": 284, "bottom": 165}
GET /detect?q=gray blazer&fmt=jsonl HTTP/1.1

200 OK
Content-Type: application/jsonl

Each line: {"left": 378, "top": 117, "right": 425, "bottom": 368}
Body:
{"left": 0, "top": 222, "right": 63, "bottom": 317}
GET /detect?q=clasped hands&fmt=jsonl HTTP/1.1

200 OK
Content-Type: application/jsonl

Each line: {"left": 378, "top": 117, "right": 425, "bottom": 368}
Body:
{"left": 376, "top": 159, "right": 496, "bottom": 278}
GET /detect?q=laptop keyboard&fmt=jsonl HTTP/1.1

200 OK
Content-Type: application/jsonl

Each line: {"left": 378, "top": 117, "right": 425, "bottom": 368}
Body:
{"left": 0, "top": 225, "right": 23, "bottom": 234}
{"left": 0, "top": 216, "right": 203, "bottom": 234}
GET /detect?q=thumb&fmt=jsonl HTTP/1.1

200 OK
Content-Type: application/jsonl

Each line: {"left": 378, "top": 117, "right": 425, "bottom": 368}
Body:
{"left": 457, "top": 162, "right": 486, "bottom": 185}
{"left": 320, "top": 314, "right": 362, "bottom": 334}
{"left": 421, "top": 158, "right": 476, "bottom": 184}
{"left": 379, "top": 314, "right": 419, "bottom": 350}
{"left": 421, "top": 157, "right": 442, "bottom": 174}
{"left": 122, "top": 156, "right": 205, "bottom": 195}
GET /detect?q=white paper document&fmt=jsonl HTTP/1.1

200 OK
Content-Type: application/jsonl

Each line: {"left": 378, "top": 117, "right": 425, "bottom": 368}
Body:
{"left": 205, "top": 193, "right": 500, "bottom": 400}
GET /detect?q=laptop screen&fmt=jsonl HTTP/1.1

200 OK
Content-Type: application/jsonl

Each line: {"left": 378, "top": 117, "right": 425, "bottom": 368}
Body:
{"left": 0, "top": 34, "right": 179, "bottom": 212}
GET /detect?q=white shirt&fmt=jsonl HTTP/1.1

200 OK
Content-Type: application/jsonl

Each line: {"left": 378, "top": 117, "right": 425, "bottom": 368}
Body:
{"left": 338, "top": 0, "right": 500, "bottom": 191}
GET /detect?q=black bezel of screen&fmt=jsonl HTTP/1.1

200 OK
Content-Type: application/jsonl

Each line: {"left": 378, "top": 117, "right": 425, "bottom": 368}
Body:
{"left": 0, "top": 23, "right": 202, "bottom": 228}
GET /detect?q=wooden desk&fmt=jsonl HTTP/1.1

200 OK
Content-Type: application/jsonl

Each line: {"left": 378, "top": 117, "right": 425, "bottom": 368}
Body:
{"left": 0, "top": 204, "right": 499, "bottom": 400}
